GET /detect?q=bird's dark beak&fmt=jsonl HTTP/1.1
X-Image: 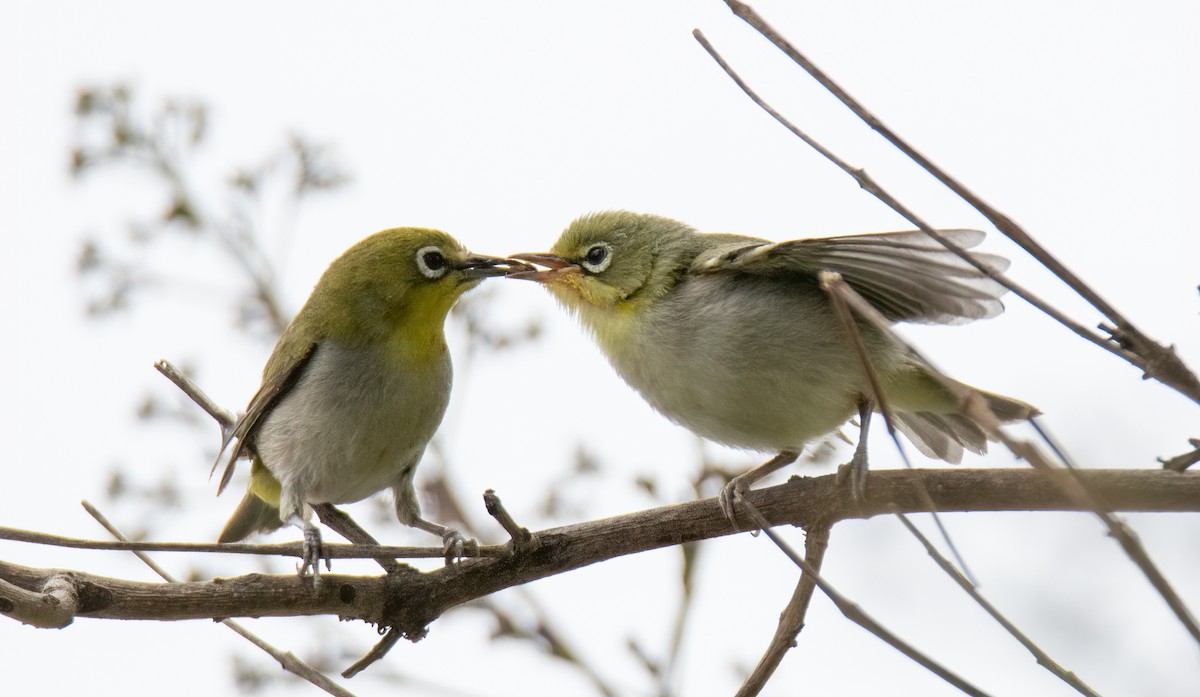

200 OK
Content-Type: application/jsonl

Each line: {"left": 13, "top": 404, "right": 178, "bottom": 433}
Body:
{"left": 506, "top": 253, "right": 579, "bottom": 282}
{"left": 458, "top": 254, "right": 535, "bottom": 280}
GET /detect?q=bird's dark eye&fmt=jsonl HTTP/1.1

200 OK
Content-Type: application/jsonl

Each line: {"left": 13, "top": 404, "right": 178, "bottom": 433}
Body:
{"left": 416, "top": 246, "right": 449, "bottom": 278}
{"left": 581, "top": 243, "right": 612, "bottom": 273}
{"left": 424, "top": 251, "right": 446, "bottom": 270}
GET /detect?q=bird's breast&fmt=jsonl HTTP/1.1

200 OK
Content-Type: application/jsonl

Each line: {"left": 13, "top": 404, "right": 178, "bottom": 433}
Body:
{"left": 595, "top": 273, "right": 897, "bottom": 451}
{"left": 254, "top": 339, "right": 452, "bottom": 505}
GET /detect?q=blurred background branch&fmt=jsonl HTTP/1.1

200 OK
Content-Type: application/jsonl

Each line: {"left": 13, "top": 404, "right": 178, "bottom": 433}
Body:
{"left": 66, "top": 82, "right": 685, "bottom": 696}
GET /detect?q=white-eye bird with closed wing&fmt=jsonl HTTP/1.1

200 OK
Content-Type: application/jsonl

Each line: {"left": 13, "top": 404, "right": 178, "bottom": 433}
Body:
{"left": 214, "top": 227, "right": 525, "bottom": 573}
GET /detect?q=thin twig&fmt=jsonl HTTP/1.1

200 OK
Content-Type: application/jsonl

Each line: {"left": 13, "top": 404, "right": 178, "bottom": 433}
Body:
{"left": 154, "top": 359, "right": 236, "bottom": 437}
{"left": 737, "top": 501, "right": 993, "bottom": 697}
{"left": 885, "top": 433, "right": 980, "bottom": 586}
{"left": 735, "top": 523, "right": 830, "bottom": 697}
{"left": 0, "top": 524, "right": 507, "bottom": 560}
{"left": 691, "top": 28, "right": 1137, "bottom": 372}
{"left": 342, "top": 629, "right": 401, "bottom": 679}
{"left": 438, "top": 445, "right": 620, "bottom": 689}
{"left": 710, "top": 1, "right": 1200, "bottom": 405}
{"left": 896, "top": 514, "right": 1102, "bottom": 697}
{"left": 312, "top": 504, "right": 401, "bottom": 573}
{"left": 825, "top": 282, "right": 894, "bottom": 430}
{"left": 158, "top": 356, "right": 593, "bottom": 681}
{"left": 343, "top": 491, "right": 548, "bottom": 679}
{"left": 483, "top": 489, "right": 536, "bottom": 551}
{"left": 824, "top": 272, "right": 978, "bottom": 585}
{"left": 1160, "top": 438, "right": 1200, "bottom": 473}
{"left": 822, "top": 273, "right": 1200, "bottom": 648}
{"left": 81, "top": 501, "right": 356, "bottom": 697}
{"left": 340, "top": 491, "right": 539, "bottom": 677}
{"left": 1025, "top": 419, "right": 1200, "bottom": 647}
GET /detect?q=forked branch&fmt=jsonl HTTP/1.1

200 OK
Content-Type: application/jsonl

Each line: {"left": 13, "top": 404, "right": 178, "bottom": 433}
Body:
{"left": 700, "top": 2, "right": 1200, "bottom": 404}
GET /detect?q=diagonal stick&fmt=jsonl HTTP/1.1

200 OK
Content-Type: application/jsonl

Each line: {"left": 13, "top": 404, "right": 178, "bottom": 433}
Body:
{"left": 822, "top": 273, "right": 1200, "bottom": 647}
{"left": 896, "top": 514, "right": 1102, "bottom": 697}
{"left": 737, "top": 499, "right": 993, "bottom": 697}
{"left": 707, "top": 2, "right": 1200, "bottom": 404}
{"left": 81, "top": 500, "right": 356, "bottom": 697}
{"left": 735, "top": 523, "right": 830, "bottom": 697}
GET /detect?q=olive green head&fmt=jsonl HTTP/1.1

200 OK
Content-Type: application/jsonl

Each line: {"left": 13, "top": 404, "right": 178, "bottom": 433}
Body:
{"left": 293, "top": 227, "right": 519, "bottom": 344}
{"left": 326, "top": 227, "right": 511, "bottom": 291}
{"left": 510, "top": 210, "right": 697, "bottom": 310}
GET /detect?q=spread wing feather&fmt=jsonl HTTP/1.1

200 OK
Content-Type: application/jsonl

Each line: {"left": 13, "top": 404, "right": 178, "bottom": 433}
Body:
{"left": 698, "top": 229, "right": 1010, "bottom": 325}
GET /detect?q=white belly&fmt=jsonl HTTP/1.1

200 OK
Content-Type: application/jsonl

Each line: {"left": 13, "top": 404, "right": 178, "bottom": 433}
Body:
{"left": 595, "top": 274, "right": 903, "bottom": 451}
{"left": 254, "top": 340, "right": 451, "bottom": 506}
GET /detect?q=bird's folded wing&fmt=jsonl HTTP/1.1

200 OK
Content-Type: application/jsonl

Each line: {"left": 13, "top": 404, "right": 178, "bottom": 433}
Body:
{"left": 695, "top": 229, "right": 1010, "bottom": 325}
{"left": 211, "top": 341, "right": 318, "bottom": 495}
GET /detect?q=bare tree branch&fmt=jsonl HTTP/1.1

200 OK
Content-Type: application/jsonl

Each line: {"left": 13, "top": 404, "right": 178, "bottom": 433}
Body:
{"left": 0, "top": 574, "right": 77, "bottom": 629}
{"left": 154, "top": 359, "right": 236, "bottom": 437}
{"left": 822, "top": 273, "right": 1200, "bottom": 647}
{"left": 896, "top": 514, "right": 1101, "bottom": 697}
{"left": 81, "top": 501, "right": 358, "bottom": 697}
{"left": 0, "top": 525, "right": 509, "bottom": 560}
{"left": 1162, "top": 439, "right": 1200, "bottom": 473}
{"left": 738, "top": 503, "right": 991, "bottom": 697}
{"left": 2, "top": 469, "right": 1195, "bottom": 631}
{"left": 736, "top": 523, "right": 830, "bottom": 697}
{"left": 705, "top": 1, "right": 1200, "bottom": 405}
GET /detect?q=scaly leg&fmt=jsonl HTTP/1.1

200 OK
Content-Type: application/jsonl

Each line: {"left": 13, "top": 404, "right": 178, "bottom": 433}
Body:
{"left": 284, "top": 513, "right": 325, "bottom": 579}
{"left": 719, "top": 450, "right": 800, "bottom": 532}
{"left": 839, "top": 399, "right": 874, "bottom": 501}
{"left": 411, "top": 517, "right": 473, "bottom": 564}
{"left": 394, "top": 478, "right": 475, "bottom": 564}
{"left": 280, "top": 485, "right": 326, "bottom": 579}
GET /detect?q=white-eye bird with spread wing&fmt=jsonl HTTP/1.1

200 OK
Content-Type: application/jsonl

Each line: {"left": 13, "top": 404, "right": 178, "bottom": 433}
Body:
{"left": 213, "top": 228, "right": 524, "bottom": 574}
{"left": 510, "top": 211, "right": 1036, "bottom": 527}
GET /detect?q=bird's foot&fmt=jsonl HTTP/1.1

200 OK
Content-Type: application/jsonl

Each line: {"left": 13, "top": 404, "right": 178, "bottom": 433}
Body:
{"left": 441, "top": 528, "right": 477, "bottom": 565}
{"left": 298, "top": 524, "right": 327, "bottom": 579}
{"left": 716, "top": 451, "right": 800, "bottom": 534}
{"left": 836, "top": 449, "right": 869, "bottom": 502}
{"left": 411, "top": 517, "right": 476, "bottom": 565}
{"left": 718, "top": 475, "right": 753, "bottom": 533}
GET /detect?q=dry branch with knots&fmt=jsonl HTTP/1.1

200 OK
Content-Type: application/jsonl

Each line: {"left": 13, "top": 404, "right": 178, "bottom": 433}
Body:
{"left": 5, "top": 3, "right": 1199, "bottom": 697}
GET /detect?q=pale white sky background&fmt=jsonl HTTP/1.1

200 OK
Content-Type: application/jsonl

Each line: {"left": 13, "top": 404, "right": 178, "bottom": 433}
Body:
{"left": 2, "top": 2, "right": 1199, "bottom": 696}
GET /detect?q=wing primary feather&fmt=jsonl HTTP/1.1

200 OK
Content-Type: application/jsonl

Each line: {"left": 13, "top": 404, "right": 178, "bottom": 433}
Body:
{"left": 707, "top": 229, "right": 1010, "bottom": 324}
{"left": 212, "top": 342, "right": 318, "bottom": 496}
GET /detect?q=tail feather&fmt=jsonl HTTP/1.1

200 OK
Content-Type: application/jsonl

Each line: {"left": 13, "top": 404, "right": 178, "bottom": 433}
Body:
{"left": 894, "top": 412, "right": 989, "bottom": 464}
{"left": 890, "top": 385, "right": 1037, "bottom": 465}
{"left": 979, "top": 389, "right": 1040, "bottom": 422}
{"left": 218, "top": 490, "right": 284, "bottom": 543}
{"left": 893, "top": 413, "right": 962, "bottom": 463}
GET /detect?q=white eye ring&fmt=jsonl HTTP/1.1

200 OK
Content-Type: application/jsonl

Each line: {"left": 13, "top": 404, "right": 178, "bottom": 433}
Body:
{"left": 581, "top": 242, "right": 612, "bottom": 273}
{"left": 416, "top": 245, "right": 449, "bottom": 279}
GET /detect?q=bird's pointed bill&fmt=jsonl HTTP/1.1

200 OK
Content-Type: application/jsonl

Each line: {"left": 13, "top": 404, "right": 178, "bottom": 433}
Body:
{"left": 457, "top": 254, "right": 535, "bottom": 279}
{"left": 506, "top": 252, "right": 579, "bottom": 282}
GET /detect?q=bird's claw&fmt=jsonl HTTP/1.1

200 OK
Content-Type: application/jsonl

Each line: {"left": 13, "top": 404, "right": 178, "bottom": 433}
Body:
{"left": 441, "top": 529, "right": 475, "bottom": 565}
{"left": 298, "top": 525, "right": 326, "bottom": 579}
{"left": 837, "top": 450, "right": 869, "bottom": 502}
{"left": 718, "top": 477, "right": 752, "bottom": 533}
